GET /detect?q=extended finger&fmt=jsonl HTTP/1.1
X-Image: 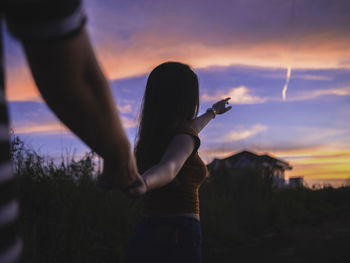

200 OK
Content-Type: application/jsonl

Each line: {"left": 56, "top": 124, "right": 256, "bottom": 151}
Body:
{"left": 224, "top": 97, "right": 231, "bottom": 102}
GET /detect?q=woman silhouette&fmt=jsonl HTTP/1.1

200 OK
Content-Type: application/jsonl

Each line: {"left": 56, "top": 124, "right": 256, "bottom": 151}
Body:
{"left": 124, "top": 62, "right": 231, "bottom": 263}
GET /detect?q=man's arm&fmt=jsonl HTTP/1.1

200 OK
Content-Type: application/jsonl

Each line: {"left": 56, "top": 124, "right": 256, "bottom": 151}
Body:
{"left": 22, "top": 29, "right": 139, "bottom": 188}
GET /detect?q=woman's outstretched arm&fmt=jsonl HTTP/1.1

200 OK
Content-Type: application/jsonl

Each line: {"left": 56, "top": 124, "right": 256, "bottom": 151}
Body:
{"left": 190, "top": 111, "right": 215, "bottom": 134}
{"left": 191, "top": 97, "right": 232, "bottom": 133}
{"left": 126, "top": 98, "right": 232, "bottom": 196}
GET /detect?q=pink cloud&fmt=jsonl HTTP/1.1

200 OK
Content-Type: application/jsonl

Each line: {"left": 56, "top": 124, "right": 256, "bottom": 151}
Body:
{"left": 201, "top": 86, "right": 266, "bottom": 104}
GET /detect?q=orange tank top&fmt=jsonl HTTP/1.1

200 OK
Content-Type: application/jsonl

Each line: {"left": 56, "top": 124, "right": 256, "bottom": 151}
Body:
{"left": 143, "top": 126, "right": 208, "bottom": 215}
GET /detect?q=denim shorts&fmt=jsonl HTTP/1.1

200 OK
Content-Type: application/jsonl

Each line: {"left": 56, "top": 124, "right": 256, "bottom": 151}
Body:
{"left": 123, "top": 215, "right": 202, "bottom": 263}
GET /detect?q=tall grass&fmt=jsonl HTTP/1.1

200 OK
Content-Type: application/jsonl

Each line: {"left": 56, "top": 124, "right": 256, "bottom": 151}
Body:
{"left": 11, "top": 137, "right": 142, "bottom": 263}
{"left": 11, "top": 136, "right": 350, "bottom": 262}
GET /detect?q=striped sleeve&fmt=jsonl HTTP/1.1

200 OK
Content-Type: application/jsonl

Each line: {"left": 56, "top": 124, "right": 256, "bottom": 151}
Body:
{"left": 2, "top": 1, "right": 86, "bottom": 258}
{"left": 0, "top": 105, "right": 21, "bottom": 263}
{"left": 4, "top": 0, "right": 86, "bottom": 41}
{"left": 1, "top": 13, "right": 22, "bottom": 263}
{"left": 0, "top": 146, "right": 22, "bottom": 263}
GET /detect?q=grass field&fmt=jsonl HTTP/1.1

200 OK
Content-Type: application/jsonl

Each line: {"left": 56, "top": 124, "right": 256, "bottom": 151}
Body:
{"left": 11, "top": 137, "right": 350, "bottom": 263}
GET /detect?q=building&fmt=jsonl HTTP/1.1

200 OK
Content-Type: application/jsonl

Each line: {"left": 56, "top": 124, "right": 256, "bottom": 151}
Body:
{"left": 207, "top": 150, "right": 292, "bottom": 187}
{"left": 289, "top": 176, "right": 304, "bottom": 188}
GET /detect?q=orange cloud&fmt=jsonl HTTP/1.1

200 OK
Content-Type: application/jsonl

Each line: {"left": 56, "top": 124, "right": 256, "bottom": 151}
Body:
{"left": 95, "top": 31, "right": 350, "bottom": 81}
{"left": 6, "top": 0, "right": 350, "bottom": 102}
{"left": 6, "top": 30, "right": 350, "bottom": 101}
{"left": 13, "top": 122, "right": 67, "bottom": 134}
{"left": 6, "top": 65, "right": 42, "bottom": 102}
{"left": 12, "top": 115, "right": 137, "bottom": 135}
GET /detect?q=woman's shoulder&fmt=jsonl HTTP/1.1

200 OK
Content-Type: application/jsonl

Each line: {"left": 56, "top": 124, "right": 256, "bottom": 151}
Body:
{"left": 174, "top": 121, "right": 199, "bottom": 138}
{"left": 172, "top": 122, "right": 201, "bottom": 155}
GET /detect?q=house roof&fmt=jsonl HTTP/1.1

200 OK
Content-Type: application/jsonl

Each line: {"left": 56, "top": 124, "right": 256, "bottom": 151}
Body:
{"left": 210, "top": 150, "right": 292, "bottom": 170}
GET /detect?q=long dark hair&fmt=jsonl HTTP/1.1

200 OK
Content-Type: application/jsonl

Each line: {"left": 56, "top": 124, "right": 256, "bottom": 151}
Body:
{"left": 135, "top": 62, "right": 199, "bottom": 172}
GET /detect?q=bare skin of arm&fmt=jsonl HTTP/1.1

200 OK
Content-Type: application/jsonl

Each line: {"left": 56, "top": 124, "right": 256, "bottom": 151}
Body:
{"left": 22, "top": 29, "right": 140, "bottom": 189}
{"left": 127, "top": 134, "right": 195, "bottom": 196}
{"left": 126, "top": 98, "right": 232, "bottom": 196}
{"left": 190, "top": 111, "right": 215, "bottom": 134}
{"left": 191, "top": 97, "right": 232, "bottom": 134}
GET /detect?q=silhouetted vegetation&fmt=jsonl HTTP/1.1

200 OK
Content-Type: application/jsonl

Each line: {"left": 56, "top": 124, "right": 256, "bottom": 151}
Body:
{"left": 11, "top": 136, "right": 350, "bottom": 262}
{"left": 200, "top": 166, "right": 350, "bottom": 262}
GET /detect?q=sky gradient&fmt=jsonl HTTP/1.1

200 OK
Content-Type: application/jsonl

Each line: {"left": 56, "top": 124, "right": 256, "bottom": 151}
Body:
{"left": 4, "top": 0, "right": 350, "bottom": 185}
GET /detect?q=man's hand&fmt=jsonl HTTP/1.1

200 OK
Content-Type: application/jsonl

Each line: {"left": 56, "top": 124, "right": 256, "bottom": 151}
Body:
{"left": 98, "top": 152, "right": 141, "bottom": 190}
{"left": 124, "top": 176, "right": 148, "bottom": 197}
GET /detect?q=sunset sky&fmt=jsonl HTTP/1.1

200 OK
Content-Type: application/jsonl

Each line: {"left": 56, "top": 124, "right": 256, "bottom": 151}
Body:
{"left": 3, "top": 0, "right": 350, "bottom": 184}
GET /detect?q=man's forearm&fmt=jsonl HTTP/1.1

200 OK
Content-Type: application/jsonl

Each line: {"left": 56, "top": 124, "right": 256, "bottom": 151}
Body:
{"left": 22, "top": 30, "right": 130, "bottom": 160}
{"left": 42, "top": 77, "right": 130, "bottom": 160}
